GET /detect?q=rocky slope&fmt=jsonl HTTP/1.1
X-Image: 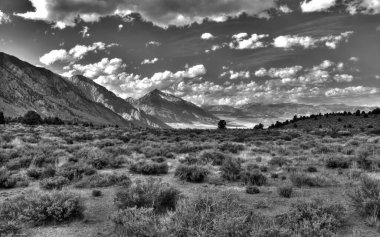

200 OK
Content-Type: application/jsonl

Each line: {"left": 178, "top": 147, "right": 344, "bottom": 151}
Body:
{"left": 67, "top": 75, "right": 170, "bottom": 129}
{"left": 0, "top": 52, "right": 132, "bottom": 127}
{"left": 128, "top": 89, "right": 219, "bottom": 124}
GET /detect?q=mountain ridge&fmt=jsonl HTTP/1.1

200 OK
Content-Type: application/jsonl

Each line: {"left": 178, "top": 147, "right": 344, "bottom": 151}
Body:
{"left": 0, "top": 52, "right": 133, "bottom": 127}
{"left": 67, "top": 75, "right": 170, "bottom": 129}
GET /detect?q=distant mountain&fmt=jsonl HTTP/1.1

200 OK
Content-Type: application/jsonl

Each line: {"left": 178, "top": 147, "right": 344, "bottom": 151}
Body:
{"left": 0, "top": 52, "right": 132, "bottom": 127}
{"left": 67, "top": 75, "right": 170, "bottom": 129}
{"left": 128, "top": 89, "right": 219, "bottom": 125}
{"left": 203, "top": 102, "right": 376, "bottom": 128}
{"left": 239, "top": 103, "right": 375, "bottom": 118}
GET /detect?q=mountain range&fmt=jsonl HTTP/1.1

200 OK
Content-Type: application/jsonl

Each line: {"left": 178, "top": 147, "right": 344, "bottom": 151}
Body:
{"left": 0, "top": 51, "right": 376, "bottom": 129}
{"left": 127, "top": 89, "right": 219, "bottom": 128}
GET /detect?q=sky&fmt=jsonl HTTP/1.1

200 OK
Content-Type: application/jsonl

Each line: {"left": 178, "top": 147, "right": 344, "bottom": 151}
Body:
{"left": 0, "top": 0, "right": 380, "bottom": 107}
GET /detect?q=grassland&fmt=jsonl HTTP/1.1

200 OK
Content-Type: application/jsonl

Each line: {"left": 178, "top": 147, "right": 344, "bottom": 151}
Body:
{"left": 0, "top": 123, "right": 380, "bottom": 237}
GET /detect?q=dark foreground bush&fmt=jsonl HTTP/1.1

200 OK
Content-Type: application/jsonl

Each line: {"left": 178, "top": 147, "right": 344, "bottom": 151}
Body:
{"left": 246, "top": 185, "right": 260, "bottom": 194}
{"left": 290, "top": 172, "right": 331, "bottom": 187}
{"left": 129, "top": 161, "right": 168, "bottom": 175}
{"left": 112, "top": 207, "right": 163, "bottom": 237}
{"left": 281, "top": 199, "right": 346, "bottom": 236}
{"left": 174, "top": 165, "right": 209, "bottom": 183}
{"left": 198, "top": 150, "right": 228, "bottom": 165}
{"left": 167, "top": 191, "right": 284, "bottom": 236}
{"left": 348, "top": 176, "right": 380, "bottom": 218}
{"left": 114, "top": 179, "right": 181, "bottom": 213}
{"left": 0, "top": 168, "right": 17, "bottom": 189}
{"left": 0, "top": 191, "right": 84, "bottom": 226}
{"left": 220, "top": 157, "right": 242, "bottom": 181}
{"left": 39, "top": 176, "right": 70, "bottom": 190}
{"left": 325, "top": 156, "right": 350, "bottom": 169}
{"left": 75, "top": 173, "right": 131, "bottom": 188}
{"left": 278, "top": 185, "right": 293, "bottom": 198}
{"left": 218, "top": 142, "right": 245, "bottom": 154}
{"left": 240, "top": 170, "right": 267, "bottom": 186}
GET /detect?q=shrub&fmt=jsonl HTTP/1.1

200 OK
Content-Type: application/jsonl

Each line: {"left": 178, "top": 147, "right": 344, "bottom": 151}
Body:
{"left": 174, "top": 165, "right": 209, "bottom": 183}
{"left": 111, "top": 207, "right": 163, "bottom": 237}
{"left": 269, "top": 157, "right": 289, "bottom": 167}
{"left": 278, "top": 186, "right": 293, "bottom": 198}
{"left": 198, "top": 150, "right": 228, "bottom": 165}
{"left": 221, "top": 158, "right": 242, "bottom": 181}
{"left": 290, "top": 172, "right": 331, "bottom": 187}
{"left": 271, "top": 173, "right": 279, "bottom": 179}
{"left": 22, "top": 111, "right": 43, "bottom": 125}
{"left": 92, "top": 190, "right": 102, "bottom": 197}
{"left": 306, "top": 166, "right": 318, "bottom": 173}
{"left": 218, "top": 143, "right": 244, "bottom": 154}
{"left": 75, "top": 173, "right": 131, "bottom": 188}
{"left": 246, "top": 185, "right": 260, "bottom": 194}
{"left": 0, "top": 111, "right": 5, "bottom": 124}
{"left": 58, "top": 163, "right": 95, "bottom": 181}
{"left": 167, "top": 191, "right": 282, "bottom": 236}
{"left": 282, "top": 199, "right": 346, "bottom": 236}
{"left": 39, "top": 176, "right": 69, "bottom": 190}
{"left": 0, "top": 190, "right": 84, "bottom": 226}
{"left": 325, "top": 156, "right": 350, "bottom": 169}
{"left": 114, "top": 179, "right": 181, "bottom": 213}
{"left": 0, "top": 220, "right": 20, "bottom": 236}
{"left": 348, "top": 176, "right": 380, "bottom": 218}
{"left": 27, "top": 166, "right": 56, "bottom": 179}
{"left": 129, "top": 161, "right": 169, "bottom": 175}
{"left": 0, "top": 168, "right": 17, "bottom": 189}
{"left": 240, "top": 170, "right": 267, "bottom": 186}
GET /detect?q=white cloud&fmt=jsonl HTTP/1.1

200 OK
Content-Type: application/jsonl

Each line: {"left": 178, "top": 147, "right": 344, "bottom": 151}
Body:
{"left": 201, "top": 33, "right": 214, "bottom": 40}
{"left": 325, "top": 86, "right": 378, "bottom": 97}
{"left": 0, "top": 10, "right": 11, "bottom": 24}
{"left": 146, "top": 41, "right": 161, "bottom": 47}
{"left": 255, "top": 68, "right": 267, "bottom": 77}
{"left": 40, "top": 49, "right": 69, "bottom": 65}
{"left": 40, "top": 42, "right": 117, "bottom": 65}
{"left": 279, "top": 5, "right": 293, "bottom": 13}
{"left": 349, "top": 56, "right": 359, "bottom": 62}
{"left": 15, "top": 0, "right": 276, "bottom": 28}
{"left": 71, "top": 58, "right": 126, "bottom": 78}
{"left": 273, "top": 31, "right": 353, "bottom": 50}
{"left": 118, "top": 24, "right": 123, "bottom": 31}
{"left": 221, "top": 70, "right": 250, "bottom": 80}
{"left": 347, "top": 0, "right": 380, "bottom": 15}
{"left": 301, "top": 0, "right": 336, "bottom": 13}
{"left": 333, "top": 74, "right": 354, "bottom": 82}
{"left": 141, "top": 58, "right": 159, "bottom": 65}
{"left": 229, "top": 33, "right": 269, "bottom": 50}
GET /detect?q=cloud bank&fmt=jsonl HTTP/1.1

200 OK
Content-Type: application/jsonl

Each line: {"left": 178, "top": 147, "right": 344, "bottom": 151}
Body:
{"left": 15, "top": 0, "right": 276, "bottom": 28}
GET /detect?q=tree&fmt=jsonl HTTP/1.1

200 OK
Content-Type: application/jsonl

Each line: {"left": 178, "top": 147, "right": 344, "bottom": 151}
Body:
{"left": 218, "top": 120, "right": 227, "bottom": 130}
{"left": 355, "top": 110, "right": 361, "bottom": 116}
{"left": 22, "top": 111, "right": 43, "bottom": 125}
{"left": 254, "top": 123, "right": 264, "bottom": 130}
{"left": 0, "top": 111, "right": 4, "bottom": 124}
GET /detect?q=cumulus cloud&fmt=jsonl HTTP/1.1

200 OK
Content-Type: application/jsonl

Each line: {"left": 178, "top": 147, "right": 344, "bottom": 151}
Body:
{"left": 221, "top": 70, "right": 250, "bottom": 80}
{"left": 279, "top": 5, "right": 293, "bottom": 13}
{"left": 146, "top": 41, "right": 161, "bottom": 47}
{"left": 118, "top": 24, "right": 123, "bottom": 31}
{"left": 141, "top": 58, "right": 159, "bottom": 65}
{"left": 301, "top": 0, "right": 336, "bottom": 12}
{"left": 15, "top": 0, "right": 276, "bottom": 28}
{"left": 325, "top": 86, "right": 378, "bottom": 97}
{"left": 347, "top": 0, "right": 380, "bottom": 14}
{"left": 40, "top": 42, "right": 117, "bottom": 65}
{"left": 0, "top": 10, "right": 11, "bottom": 24}
{"left": 273, "top": 31, "right": 353, "bottom": 50}
{"left": 254, "top": 66, "right": 303, "bottom": 78}
{"left": 333, "top": 74, "right": 354, "bottom": 82}
{"left": 229, "top": 33, "right": 269, "bottom": 50}
{"left": 201, "top": 33, "right": 214, "bottom": 40}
